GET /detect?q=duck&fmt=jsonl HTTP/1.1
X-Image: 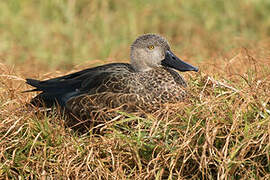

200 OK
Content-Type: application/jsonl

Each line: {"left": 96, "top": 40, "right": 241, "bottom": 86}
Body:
{"left": 25, "top": 34, "right": 198, "bottom": 119}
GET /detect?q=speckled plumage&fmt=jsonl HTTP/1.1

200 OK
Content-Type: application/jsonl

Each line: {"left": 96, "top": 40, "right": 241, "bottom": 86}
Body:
{"left": 26, "top": 34, "right": 198, "bottom": 119}
{"left": 67, "top": 66, "right": 187, "bottom": 118}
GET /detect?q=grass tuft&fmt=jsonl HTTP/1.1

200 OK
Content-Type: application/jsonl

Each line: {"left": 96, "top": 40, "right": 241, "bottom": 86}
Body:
{"left": 1, "top": 48, "right": 270, "bottom": 178}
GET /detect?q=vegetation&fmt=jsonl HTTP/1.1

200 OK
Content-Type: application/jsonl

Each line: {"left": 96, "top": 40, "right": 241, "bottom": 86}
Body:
{"left": 1, "top": 0, "right": 270, "bottom": 179}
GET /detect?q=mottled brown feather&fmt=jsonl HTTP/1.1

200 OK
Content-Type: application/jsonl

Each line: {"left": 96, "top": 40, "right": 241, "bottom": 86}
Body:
{"left": 66, "top": 67, "right": 187, "bottom": 119}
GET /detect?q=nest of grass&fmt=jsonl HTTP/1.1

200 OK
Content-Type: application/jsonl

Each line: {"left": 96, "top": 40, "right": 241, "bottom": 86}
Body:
{"left": 1, "top": 48, "right": 270, "bottom": 179}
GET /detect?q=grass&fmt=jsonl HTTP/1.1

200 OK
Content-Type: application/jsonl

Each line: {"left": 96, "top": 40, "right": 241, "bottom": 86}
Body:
{"left": 1, "top": 0, "right": 270, "bottom": 69}
{"left": 1, "top": 0, "right": 270, "bottom": 179}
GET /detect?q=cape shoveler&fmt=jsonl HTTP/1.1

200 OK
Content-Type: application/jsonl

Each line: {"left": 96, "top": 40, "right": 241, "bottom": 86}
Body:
{"left": 26, "top": 34, "right": 198, "bottom": 119}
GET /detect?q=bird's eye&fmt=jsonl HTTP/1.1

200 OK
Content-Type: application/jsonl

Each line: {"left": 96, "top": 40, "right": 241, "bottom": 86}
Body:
{"left": 148, "top": 45, "right": 155, "bottom": 50}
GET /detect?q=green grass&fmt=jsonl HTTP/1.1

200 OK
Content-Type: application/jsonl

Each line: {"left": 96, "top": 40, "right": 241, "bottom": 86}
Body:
{"left": 1, "top": 0, "right": 270, "bottom": 68}
{"left": 1, "top": 0, "right": 270, "bottom": 179}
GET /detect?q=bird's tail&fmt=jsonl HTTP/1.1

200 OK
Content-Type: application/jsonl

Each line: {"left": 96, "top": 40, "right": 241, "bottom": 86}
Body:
{"left": 24, "top": 78, "right": 67, "bottom": 107}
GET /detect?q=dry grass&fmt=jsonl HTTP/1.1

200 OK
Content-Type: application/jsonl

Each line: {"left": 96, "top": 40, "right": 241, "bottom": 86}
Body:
{"left": 1, "top": 46, "right": 270, "bottom": 179}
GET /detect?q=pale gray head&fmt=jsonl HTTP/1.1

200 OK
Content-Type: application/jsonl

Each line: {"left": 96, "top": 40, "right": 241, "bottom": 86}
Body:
{"left": 130, "top": 34, "right": 198, "bottom": 72}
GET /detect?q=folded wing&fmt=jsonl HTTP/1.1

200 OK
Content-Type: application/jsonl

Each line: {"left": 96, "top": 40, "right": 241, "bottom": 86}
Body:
{"left": 25, "top": 63, "right": 133, "bottom": 107}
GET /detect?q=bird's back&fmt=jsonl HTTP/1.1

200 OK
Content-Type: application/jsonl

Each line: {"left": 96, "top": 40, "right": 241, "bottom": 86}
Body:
{"left": 67, "top": 67, "right": 187, "bottom": 106}
{"left": 26, "top": 63, "right": 134, "bottom": 107}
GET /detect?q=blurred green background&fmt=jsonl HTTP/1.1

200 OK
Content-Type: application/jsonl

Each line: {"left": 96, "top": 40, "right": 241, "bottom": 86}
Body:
{"left": 0, "top": 0, "right": 270, "bottom": 69}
